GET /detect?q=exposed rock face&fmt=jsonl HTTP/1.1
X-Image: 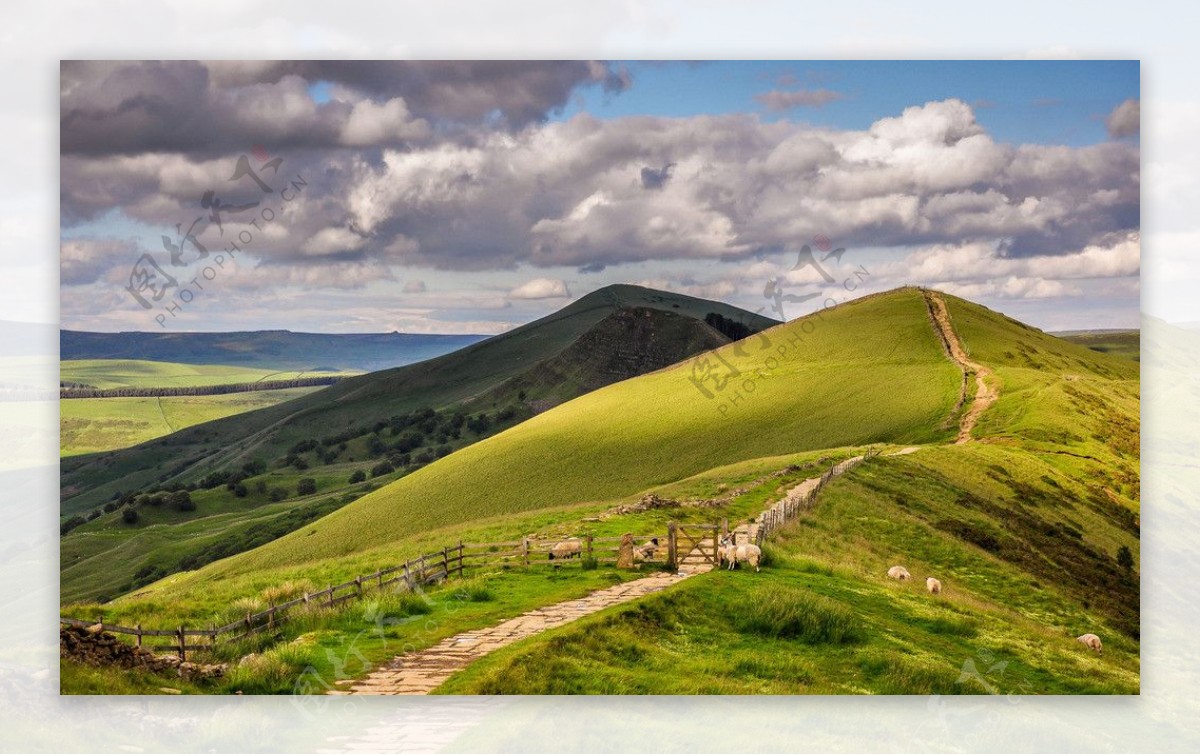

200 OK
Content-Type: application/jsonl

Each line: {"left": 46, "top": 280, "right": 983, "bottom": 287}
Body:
{"left": 59, "top": 626, "right": 226, "bottom": 681}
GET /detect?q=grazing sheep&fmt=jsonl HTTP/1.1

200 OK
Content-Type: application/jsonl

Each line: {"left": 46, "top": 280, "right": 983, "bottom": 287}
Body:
{"left": 926, "top": 577, "right": 942, "bottom": 594}
{"left": 719, "top": 536, "right": 762, "bottom": 572}
{"left": 1076, "top": 633, "right": 1103, "bottom": 654}
{"left": 548, "top": 538, "right": 582, "bottom": 560}
{"left": 634, "top": 537, "right": 660, "bottom": 562}
{"left": 887, "top": 565, "right": 911, "bottom": 581}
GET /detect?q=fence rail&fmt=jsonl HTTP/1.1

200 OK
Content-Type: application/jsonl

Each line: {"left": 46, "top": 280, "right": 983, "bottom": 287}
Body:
{"left": 754, "top": 448, "right": 879, "bottom": 546}
{"left": 60, "top": 523, "right": 699, "bottom": 659}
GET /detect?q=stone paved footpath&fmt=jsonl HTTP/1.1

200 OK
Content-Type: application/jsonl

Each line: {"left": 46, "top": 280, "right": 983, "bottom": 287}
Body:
{"left": 338, "top": 565, "right": 709, "bottom": 695}
{"left": 338, "top": 448, "right": 903, "bottom": 696}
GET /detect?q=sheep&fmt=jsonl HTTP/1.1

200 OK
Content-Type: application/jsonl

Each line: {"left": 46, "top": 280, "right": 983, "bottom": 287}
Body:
{"left": 926, "top": 577, "right": 942, "bottom": 594}
{"left": 633, "top": 537, "right": 660, "bottom": 562}
{"left": 887, "top": 565, "right": 911, "bottom": 581}
{"left": 1076, "top": 633, "right": 1103, "bottom": 654}
{"left": 719, "top": 536, "right": 761, "bottom": 572}
{"left": 547, "top": 538, "right": 582, "bottom": 560}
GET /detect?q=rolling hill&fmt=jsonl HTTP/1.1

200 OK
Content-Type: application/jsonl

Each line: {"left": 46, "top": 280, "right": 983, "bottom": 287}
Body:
{"left": 60, "top": 285, "right": 776, "bottom": 515}
{"left": 66, "top": 287, "right": 1139, "bottom": 695}
{"left": 59, "top": 287, "right": 775, "bottom": 601}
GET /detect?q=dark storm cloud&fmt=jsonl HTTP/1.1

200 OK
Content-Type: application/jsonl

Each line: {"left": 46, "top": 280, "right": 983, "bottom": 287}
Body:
{"left": 61, "top": 60, "right": 628, "bottom": 156}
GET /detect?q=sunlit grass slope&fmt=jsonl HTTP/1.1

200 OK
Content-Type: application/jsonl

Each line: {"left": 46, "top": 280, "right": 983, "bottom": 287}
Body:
{"left": 184, "top": 288, "right": 961, "bottom": 575}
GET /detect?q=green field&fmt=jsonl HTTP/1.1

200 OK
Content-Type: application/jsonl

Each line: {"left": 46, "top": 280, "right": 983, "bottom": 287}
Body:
{"left": 61, "top": 288, "right": 1140, "bottom": 695}
{"left": 60, "top": 388, "right": 324, "bottom": 457}
{"left": 60, "top": 359, "right": 357, "bottom": 390}
{"left": 1056, "top": 330, "right": 1140, "bottom": 362}
{"left": 60, "top": 286, "right": 776, "bottom": 515}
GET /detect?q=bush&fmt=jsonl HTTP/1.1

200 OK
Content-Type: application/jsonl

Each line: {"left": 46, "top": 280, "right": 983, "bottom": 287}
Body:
{"left": 1117, "top": 545, "right": 1134, "bottom": 572}
{"left": 233, "top": 483, "right": 248, "bottom": 498}
{"left": 371, "top": 461, "right": 394, "bottom": 478}
{"left": 296, "top": 478, "right": 317, "bottom": 496}
{"left": 735, "top": 586, "right": 865, "bottom": 645}
{"left": 348, "top": 470, "right": 367, "bottom": 484}
{"left": 170, "top": 490, "right": 195, "bottom": 512}
{"left": 268, "top": 487, "right": 288, "bottom": 502}
{"left": 121, "top": 507, "right": 139, "bottom": 525}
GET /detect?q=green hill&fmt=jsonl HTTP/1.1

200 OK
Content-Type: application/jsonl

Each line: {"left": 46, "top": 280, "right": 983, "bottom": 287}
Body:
{"left": 59, "top": 289, "right": 772, "bottom": 601}
{"left": 162, "top": 287, "right": 965, "bottom": 576}
{"left": 60, "top": 285, "right": 775, "bottom": 515}
{"left": 65, "top": 287, "right": 1139, "bottom": 695}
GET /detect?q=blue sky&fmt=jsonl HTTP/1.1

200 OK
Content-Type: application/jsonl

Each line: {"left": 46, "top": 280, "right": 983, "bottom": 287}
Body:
{"left": 561, "top": 60, "right": 1140, "bottom": 146}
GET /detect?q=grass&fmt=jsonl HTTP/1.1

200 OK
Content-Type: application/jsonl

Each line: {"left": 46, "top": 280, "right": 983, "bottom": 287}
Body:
{"left": 168, "top": 288, "right": 960, "bottom": 575}
{"left": 60, "top": 288, "right": 1140, "bottom": 695}
{"left": 60, "top": 388, "right": 324, "bottom": 457}
{"left": 1055, "top": 330, "right": 1140, "bottom": 362}
{"left": 435, "top": 450, "right": 1138, "bottom": 696}
{"left": 60, "top": 359, "right": 359, "bottom": 390}
{"left": 61, "top": 285, "right": 776, "bottom": 513}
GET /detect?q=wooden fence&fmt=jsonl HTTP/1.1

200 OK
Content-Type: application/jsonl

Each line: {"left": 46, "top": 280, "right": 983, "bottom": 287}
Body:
{"left": 61, "top": 544, "right": 465, "bottom": 660}
{"left": 60, "top": 522, "right": 712, "bottom": 660}
{"left": 754, "top": 448, "right": 879, "bottom": 546}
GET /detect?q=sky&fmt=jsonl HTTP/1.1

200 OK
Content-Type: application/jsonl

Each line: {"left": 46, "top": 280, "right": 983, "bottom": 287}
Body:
{"left": 59, "top": 60, "right": 1140, "bottom": 334}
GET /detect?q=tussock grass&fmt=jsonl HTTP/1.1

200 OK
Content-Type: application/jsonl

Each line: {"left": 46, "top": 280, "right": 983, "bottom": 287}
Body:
{"left": 735, "top": 586, "right": 865, "bottom": 645}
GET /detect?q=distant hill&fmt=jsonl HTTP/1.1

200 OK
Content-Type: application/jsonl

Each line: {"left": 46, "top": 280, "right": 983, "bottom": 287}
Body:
{"left": 1054, "top": 329, "right": 1140, "bottom": 362}
{"left": 60, "top": 329, "right": 488, "bottom": 372}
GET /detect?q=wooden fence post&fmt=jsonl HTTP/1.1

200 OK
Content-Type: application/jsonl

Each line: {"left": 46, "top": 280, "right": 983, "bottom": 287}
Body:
{"left": 457, "top": 543, "right": 465, "bottom": 576}
{"left": 355, "top": 576, "right": 363, "bottom": 599}
{"left": 327, "top": 584, "right": 334, "bottom": 609}
{"left": 135, "top": 624, "right": 142, "bottom": 649}
{"left": 666, "top": 521, "right": 677, "bottom": 570}
{"left": 712, "top": 522, "right": 720, "bottom": 564}
{"left": 303, "top": 591, "right": 310, "bottom": 609}
{"left": 177, "top": 626, "right": 186, "bottom": 662}
{"left": 522, "top": 538, "right": 530, "bottom": 566}
{"left": 403, "top": 562, "right": 412, "bottom": 590}
{"left": 441, "top": 547, "right": 449, "bottom": 579}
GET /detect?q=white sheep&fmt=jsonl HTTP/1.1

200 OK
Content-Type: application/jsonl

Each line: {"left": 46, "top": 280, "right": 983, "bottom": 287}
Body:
{"left": 719, "top": 536, "right": 761, "bottom": 572}
{"left": 548, "top": 538, "right": 582, "bottom": 560}
{"left": 887, "top": 565, "right": 911, "bottom": 581}
{"left": 926, "top": 577, "right": 942, "bottom": 594}
{"left": 634, "top": 537, "right": 660, "bottom": 562}
{"left": 1076, "top": 633, "right": 1103, "bottom": 654}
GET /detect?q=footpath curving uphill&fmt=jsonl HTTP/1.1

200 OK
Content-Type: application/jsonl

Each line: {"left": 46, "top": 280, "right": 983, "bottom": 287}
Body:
{"left": 924, "top": 290, "right": 999, "bottom": 443}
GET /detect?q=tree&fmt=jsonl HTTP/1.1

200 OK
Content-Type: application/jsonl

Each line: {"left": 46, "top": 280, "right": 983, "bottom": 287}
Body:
{"left": 1117, "top": 545, "right": 1135, "bottom": 573}
{"left": 371, "top": 461, "right": 395, "bottom": 478}
{"left": 268, "top": 487, "right": 288, "bottom": 502}
{"left": 233, "top": 483, "right": 248, "bottom": 498}
{"left": 122, "top": 507, "right": 139, "bottom": 524}
{"left": 297, "top": 477, "right": 317, "bottom": 496}
{"left": 349, "top": 470, "right": 367, "bottom": 484}
{"left": 170, "top": 490, "right": 195, "bottom": 512}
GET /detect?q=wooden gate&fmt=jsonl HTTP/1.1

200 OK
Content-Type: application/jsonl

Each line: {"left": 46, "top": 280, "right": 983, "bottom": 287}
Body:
{"left": 667, "top": 521, "right": 724, "bottom": 568}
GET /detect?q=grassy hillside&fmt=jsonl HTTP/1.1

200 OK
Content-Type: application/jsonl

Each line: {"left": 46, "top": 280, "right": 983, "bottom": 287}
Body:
{"left": 61, "top": 285, "right": 775, "bottom": 514}
{"left": 60, "top": 359, "right": 358, "bottom": 390}
{"left": 60, "top": 388, "right": 325, "bottom": 457}
{"left": 62, "top": 288, "right": 1139, "bottom": 696}
{"left": 439, "top": 450, "right": 1138, "bottom": 694}
{"left": 1056, "top": 330, "right": 1140, "bottom": 362}
{"left": 153, "top": 288, "right": 961, "bottom": 576}
{"left": 60, "top": 292, "right": 771, "bottom": 601}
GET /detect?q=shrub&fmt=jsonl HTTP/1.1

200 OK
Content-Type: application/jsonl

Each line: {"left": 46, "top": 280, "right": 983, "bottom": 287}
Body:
{"left": 735, "top": 586, "right": 865, "bottom": 645}
{"left": 268, "top": 487, "right": 288, "bottom": 502}
{"left": 296, "top": 478, "right": 317, "bottom": 496}
{"left": 348, "top": 470, "right": 366, "bottom": 484}
{"left": 1117, "top": 545, "right": 1134, "bottom": 572}
{"left": 170, "top": 490, "right": 195, "bottom": 512}
{"left": 121, "top": 507, "right": 139, "bottom": 524}
{"left": 233, "top": 483, "right": 248, "bottom": 498}
{"left": 371, "top": 461, "right": 394, "bottom": 478}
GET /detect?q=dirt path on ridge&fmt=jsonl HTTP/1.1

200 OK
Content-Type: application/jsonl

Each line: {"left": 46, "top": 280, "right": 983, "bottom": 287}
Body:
{"left": 924, "top": 291, "right": 998, "bottom": 443}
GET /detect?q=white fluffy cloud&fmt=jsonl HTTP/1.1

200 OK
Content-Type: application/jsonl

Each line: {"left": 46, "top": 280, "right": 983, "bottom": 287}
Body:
{"left": 509, "top": 278, "right": 571, "bottom": 299}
